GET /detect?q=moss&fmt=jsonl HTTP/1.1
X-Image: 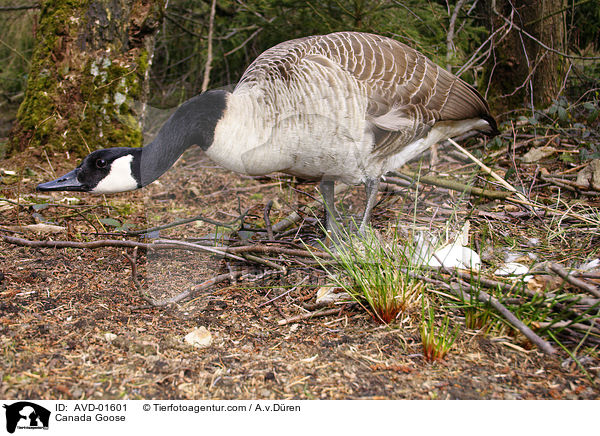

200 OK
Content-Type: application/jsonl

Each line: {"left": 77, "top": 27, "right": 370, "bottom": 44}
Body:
{"left": 9, "top": 0, "right": 160, "bottom": 157}
{"left": 10, "top": 0, "right": 84, "bottom": 153}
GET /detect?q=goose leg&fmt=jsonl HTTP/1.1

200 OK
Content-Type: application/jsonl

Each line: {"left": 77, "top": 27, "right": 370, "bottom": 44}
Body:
{"left": 319, "top": 180, "right": 342, "bottom": 241}
{"left": 359, "top": 177, "right": 380, "bottom": 234}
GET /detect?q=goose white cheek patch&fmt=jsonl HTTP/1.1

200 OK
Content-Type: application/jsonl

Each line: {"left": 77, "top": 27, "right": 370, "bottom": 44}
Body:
{"left": 92, "top": 155, "right": 138, "bottom": 193}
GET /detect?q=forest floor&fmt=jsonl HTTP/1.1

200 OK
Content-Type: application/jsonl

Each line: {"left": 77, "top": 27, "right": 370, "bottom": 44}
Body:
{"left": 1, "top": 123, "right": 600, "bottom": 400}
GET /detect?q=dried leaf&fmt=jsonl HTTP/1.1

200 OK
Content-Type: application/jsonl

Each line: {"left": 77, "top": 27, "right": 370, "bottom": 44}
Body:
{"left": 315, "top": 286, "right": 351, "bottom": 304}
{"left": 522, "top": 146, "right": 557, "bottom": 163}
{"left": 575, "top": 159, "right": 600, "bottom": 190}
{"left": 99, "top": 218, "right": 121, "bottom": 227}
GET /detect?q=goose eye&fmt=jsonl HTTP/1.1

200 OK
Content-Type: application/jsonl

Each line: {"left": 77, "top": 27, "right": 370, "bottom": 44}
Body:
{"left": 96, "top": 159, "right": 107, "bottom": 169}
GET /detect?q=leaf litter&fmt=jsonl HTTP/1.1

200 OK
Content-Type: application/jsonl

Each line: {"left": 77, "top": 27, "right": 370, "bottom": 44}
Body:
{"left": 1, "top": 128, "right": 600, "bottom": 399}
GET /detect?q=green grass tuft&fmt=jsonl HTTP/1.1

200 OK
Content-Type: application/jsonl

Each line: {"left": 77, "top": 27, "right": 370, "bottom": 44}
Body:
{"left": 420, "top": 301, "right": 459, "bottom": 362}
{"left": 315, "top": 226, "right": 424, "bottom": 324}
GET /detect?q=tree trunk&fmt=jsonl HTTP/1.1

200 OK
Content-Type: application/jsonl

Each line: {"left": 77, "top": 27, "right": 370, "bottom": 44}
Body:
{"left": 484, "top": 0, "right": 566, "bottom": 108}
{"left": 8, "top": 0, "right": 165, "bottom": 157}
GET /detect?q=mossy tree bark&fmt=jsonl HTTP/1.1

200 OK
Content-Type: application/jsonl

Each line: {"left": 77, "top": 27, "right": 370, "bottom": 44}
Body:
{"left": 483, "top": 0, "right": 566, "bottom": 108}
{"left": 9, "top": 0, "right": 166, "bottom": 157}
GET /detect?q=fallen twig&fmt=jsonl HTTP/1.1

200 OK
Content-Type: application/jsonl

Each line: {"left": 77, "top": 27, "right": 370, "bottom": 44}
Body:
{"left": 2, "top": 235, "right": 330, "bottom": 265}
{"left": 226, "top": 244, "right": 330, "bottom": 258}
{"left": 390, "top": 172, "right": 512, "bottom": 200}
{"left": 446, "top": 138, "right": 599, "bottom": 226}
{"left": 448, "top": 138, "right": 530, "bottom": 202}
{"left": 540, "top": 174, "right": 600, "bottom": 196}
{"left": 547, "top": 263, "right": 600, "bottom": 299}
{"left": 453, "top": 279, "right": 556, "bottom": 355}
{"left": 3, "top": 234, "right": 153, "bottom": 250}
{"left": 126, "top": 210, "right": 247, "bottom": 235}
{"left": 264, "top": 200, "right": 274, "bottom": 240}
{"left": 153, "top": 238, "right": 245, "bottom": 262}
{"left": 431, "top": 253, "right": 556, "bottom": 355}
{"left": 456, "top": 269, "right": 600, "bottom": 307}
{"left": 278, "top": 306, "right": 346, "bottom": 325}
{"left": 258, "top": 277, "right": 309, "bottom": 308}
{"left": 535, "top": 321, "right": 600, "bottom": 336}
{"left": 123, "top": 247, "right": 156, "bottom": 306}
{"left": 151, "top": 271, "right": 245, "bottom": 307}
{"left": 2, "top": 234, "right": 249, "bottom": 261}
{"left": 243, "top": 253, "right": 286, "bottom": 272}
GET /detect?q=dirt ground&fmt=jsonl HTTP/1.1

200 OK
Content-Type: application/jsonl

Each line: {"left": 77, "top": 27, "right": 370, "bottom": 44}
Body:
{"left": 1, "top": 142, "right": 599, "bottom": 400}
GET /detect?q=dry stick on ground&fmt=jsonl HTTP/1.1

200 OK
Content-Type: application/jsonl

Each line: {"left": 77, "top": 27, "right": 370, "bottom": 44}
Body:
{"left": 1, "top": 235, "right": 329, "bottom": 287}
{"left": 455, "top": 279, "right": 556, "bottom": 354}
{"left": 547, "top": 263, "right": 600, "bottom": 299}
{"left": 278, "top": 306, "right": 346, "bottom": 326}
{"left": 263, "top": 200, "right": 274, "bottom": 240}
{"left": 226, "top": 244, "right": 330, "bottom": 258}
{"left": 242, "top": 253, "right": 286, "bottom": 273}
{"left": 388, "top": 172, "right": 512, "bottom": 200}
{"left": 536, "top": 321, "right": 600, "bottom": 336}
{"left": 153, "top": 238, "right": 247, "bottom": 262}
{"left": 454, "top": 269, "right": 600, "bottom": 307}
{"left": 2, "top": 234, "right": 323, "bottom": 302}
{"left": 152, "top": 271, "right": 245, "bottom": 307}
{"left": 201, "top": 0, "right": 217, "bottom": 92}
{"left": 454, "top": 269, "right": 600, "bottom": 341}
{"left": 1, "top": 234, "right": 247, "bottom": 261}
{"left": 430, "top": 253, "right": 556, "bottom": 355}
{"left": 135, "top": 269, "right": 283, "bottom": 309}
{"left": 123, "top": 247, "right": 158, "bottom": 306}
{"left": 1, "top": 235, "right": 329, "bottom": 260}
{"left": 447, "top": 138, "right": 598, "bottom": 226}
{"left": 126, "top": 210, "right": 247, "bottom": 235}
{"left": 540, "top": 173, "right": 600, "bottom": 197}
{"left": 258, "top": 276, "right": 309, "bottom": 308}
{"left": 3, "top": 235, "right": 155, "bottom": 250}
{"left": 448, "top": 138, "right": 530, "bottom": 202}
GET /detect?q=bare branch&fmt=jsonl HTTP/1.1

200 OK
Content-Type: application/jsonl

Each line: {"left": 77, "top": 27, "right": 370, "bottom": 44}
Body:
{"left": 548, "top": 263, "right": 600, "bottom": 299}
{"left": 223, "top": 27, "right": 264, "bottom": 57}
{"left": 152, "top": 271, "right": 245, "bottom": 307}
{"left": 201, "top": 0, "right": 217, "bottom": 92}
{"left": 429, "top": 253, "right": 556, "bottom": 355}
{"left": 446, "top": 0, "right": 467, "bottom": 72}
{"left": 492, "top": 4, "right": 600, "bottom": 60}
{"left": 263, "top": 199, "right": 274, "bottom": 241}
{"left": 278, "top": 307, "right": 346, "bottom": 325}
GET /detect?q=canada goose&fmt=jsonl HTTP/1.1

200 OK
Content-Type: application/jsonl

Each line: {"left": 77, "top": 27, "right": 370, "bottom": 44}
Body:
{"left": 37, "top": 32, "right": 498, "bottom": 235}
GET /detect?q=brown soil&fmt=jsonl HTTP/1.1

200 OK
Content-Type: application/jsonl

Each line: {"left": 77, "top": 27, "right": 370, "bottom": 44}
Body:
{"left": 1, "top": 144, "right": 599, "bottom": 400}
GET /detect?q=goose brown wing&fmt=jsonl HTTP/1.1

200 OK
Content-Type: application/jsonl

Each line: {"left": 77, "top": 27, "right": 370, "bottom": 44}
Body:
{"left": 236, "top": 32, "right": 496, "bottom": 158}
{"left": 309, "top": 32, "right": 495, "bottom": 157}
{"left": 236, "top": 36, "right": 316, "bottom": 88}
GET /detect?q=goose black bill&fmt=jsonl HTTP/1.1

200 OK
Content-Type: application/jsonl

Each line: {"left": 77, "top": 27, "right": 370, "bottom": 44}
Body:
{"left": 36, "top": 168, "right": 86, "bottom": 192}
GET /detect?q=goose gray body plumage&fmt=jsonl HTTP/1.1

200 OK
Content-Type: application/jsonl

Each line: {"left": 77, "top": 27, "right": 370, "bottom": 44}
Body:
{"left": 37, "top": 31, "right": 498, "bottom": 234}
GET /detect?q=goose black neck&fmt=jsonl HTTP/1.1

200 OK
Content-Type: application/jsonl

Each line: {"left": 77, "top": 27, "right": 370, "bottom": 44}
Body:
{"left": 139, "top": 89, "right": 228, "bottom": 187}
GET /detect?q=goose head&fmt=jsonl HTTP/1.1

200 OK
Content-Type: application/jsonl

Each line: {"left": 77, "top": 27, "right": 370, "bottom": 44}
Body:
{"left": 36, "top": 90, "right": 228, "bottom": 195}
{"left": 37, "top": 147, "right": 142, "bottom": 194}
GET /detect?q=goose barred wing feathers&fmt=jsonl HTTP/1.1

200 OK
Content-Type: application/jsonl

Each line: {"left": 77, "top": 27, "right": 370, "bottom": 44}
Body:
{"left": 236, "top": 32, "right": 495, "bottom": 159}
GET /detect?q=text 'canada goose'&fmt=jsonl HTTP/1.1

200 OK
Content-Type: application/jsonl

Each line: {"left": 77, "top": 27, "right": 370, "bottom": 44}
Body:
{"left": 37, "top": 32, "right": 499, "bottom": 235}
